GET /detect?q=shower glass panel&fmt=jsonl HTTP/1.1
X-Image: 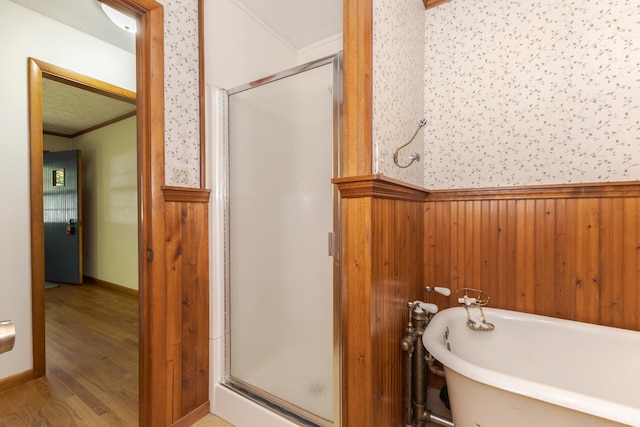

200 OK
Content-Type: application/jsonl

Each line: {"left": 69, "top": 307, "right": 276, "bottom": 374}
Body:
{"left": 225, "top": 55, "right": 340, "bottom": 425}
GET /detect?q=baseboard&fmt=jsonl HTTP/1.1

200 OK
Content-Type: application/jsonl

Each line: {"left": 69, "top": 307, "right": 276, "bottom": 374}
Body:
{"left": 0, "top": 369, "right": 34, "bottom": 393}
{"left": 170, "top": 401, "right": 211, "bottom": 427}
{"left": 83, "top": 276, "right": 138, "bottom": 297}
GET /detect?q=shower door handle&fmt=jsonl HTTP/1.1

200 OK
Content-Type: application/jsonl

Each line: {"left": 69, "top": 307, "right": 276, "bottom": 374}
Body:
{"left": 328, "top": 231, "right": 335, "bottom": 257}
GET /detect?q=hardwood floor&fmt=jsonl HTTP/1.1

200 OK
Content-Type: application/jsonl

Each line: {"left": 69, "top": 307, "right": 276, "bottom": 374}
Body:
{"left": 0, "top": 284, "right": 139, "bottom": 426}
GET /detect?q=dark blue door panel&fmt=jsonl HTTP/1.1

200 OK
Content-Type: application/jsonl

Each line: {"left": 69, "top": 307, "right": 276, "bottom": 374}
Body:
{"left": 44, "top": 150, "right": 82, "bottom": 284}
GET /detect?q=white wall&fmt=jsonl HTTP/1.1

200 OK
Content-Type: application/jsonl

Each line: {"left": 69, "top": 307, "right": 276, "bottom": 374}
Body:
{"left": 298, "top": 34, "right": 343, "bottom": 65}
{"left": 0, "top": 0, "right": 135, "bottom": 379}
{"left": 424, "top": 0, "right": 640, "bottom": 189}
{"left": 74, "top": 117, "right": 138, "bottom": 291}
{"left": 204, "top": 0, "right": 297, "bottom": 90}
{"left": 43, "top": 135, "right": 73, "bottom": 152}
{"left": 44, "top": 121, "right": 138, "bottom": 291}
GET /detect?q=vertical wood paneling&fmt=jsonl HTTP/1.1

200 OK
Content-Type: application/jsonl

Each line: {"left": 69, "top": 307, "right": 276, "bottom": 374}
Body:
{"left": 463, "top": 201, "right": 475, "bottom": 290}
{"left": 554, "top": 199, "right": 567, "bottom": 318}
{"left": 506, "top": 199, "right": 517, "bottom": 308}
{"left": 450, "top": 201, "right": 460, "bottom": 289}
{"left": 599, "top": 199, "right": 613, "bottom": 326}
{"left": 610, "top": 198, "right": 625, "bottom": 327}
{"left": 342, "top": 0, "right": 372, "bottom": 176}
{"left": 341, "top": 197, "right": 373, "bottom": 427}
{"left": 425, "top": 185, "right": 640, "bottom": 331}
{"left": 165, "top": 201, "right": 183, "bottom": 422}
{"left": 336, "top": 176, "right": 427, "bottom": 427}
{"left": 564, "top": 199, "right": 578, "bottom": 320}
{"left": 370, "top": 197, "right": 424, "bottom": 426}
{"left": 163, "top": 188, "right": 210, "bottom": 425}
{"left": 472, "top": 201, "right": 482, "bottom": 290}
{"left": 194, "top": 202, "right": 209, "bottom": 409}
{"left": 180, "top": 203, "right": 198, "bottom": 415}
{"left": 622, "top": 198, "right": 638, "bottom": 330}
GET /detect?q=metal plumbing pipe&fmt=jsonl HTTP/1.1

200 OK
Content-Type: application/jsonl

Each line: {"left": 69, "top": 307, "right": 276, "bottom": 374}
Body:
{"left": 401, "top": 301, "right": 455, "bottom": 427}
{"left": 429, "top": 411, "right": 455, "bottom": 427}
{"left": 412, "top": 310, "right": 428, "bottom": 426}
{"left": 426, "top": 353, "right": 446, "bottom": 377}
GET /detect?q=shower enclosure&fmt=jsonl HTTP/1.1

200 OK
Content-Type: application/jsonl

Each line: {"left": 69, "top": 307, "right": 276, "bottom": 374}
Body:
{"left": 222, "top": 54, "right": 342, "bottom": 426}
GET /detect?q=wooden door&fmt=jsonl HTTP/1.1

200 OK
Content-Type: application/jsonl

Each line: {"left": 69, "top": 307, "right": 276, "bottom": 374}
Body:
{"left": 43, "top": 150, "right": 82, "bottom": 284}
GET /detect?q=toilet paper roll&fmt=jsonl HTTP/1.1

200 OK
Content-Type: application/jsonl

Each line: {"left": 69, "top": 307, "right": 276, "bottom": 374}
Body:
{"left": 0, "top": 320, "right": 16, "bottom": 355}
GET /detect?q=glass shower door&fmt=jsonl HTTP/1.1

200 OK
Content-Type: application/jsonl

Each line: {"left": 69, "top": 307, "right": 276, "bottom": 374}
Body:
{"left": 225, "top": 56, "right": 339, "bottom": 425}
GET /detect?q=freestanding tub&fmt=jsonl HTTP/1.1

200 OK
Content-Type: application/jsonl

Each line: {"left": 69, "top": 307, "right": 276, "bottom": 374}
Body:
{"left": 423, "top": 307, "right": 640, "bottom": 427}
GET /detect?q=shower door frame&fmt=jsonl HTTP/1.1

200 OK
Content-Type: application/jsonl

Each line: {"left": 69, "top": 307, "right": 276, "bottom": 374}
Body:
{"left": 221, "top": 53, "right": 343, "bottom": 427}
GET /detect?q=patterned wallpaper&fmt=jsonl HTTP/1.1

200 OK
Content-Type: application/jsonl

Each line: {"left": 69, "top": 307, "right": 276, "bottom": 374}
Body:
{"left": 373, "top": 0, "right": 426, "bottom": 187}
{"left": 424, "top": 0, "right": 640, "bottom": 189}
{"left": 162, "top": 0, "right": 201, "bottom": 187}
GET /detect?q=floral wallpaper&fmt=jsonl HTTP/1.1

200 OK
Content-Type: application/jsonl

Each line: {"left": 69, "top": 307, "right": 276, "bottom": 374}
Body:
{"left": 162, "top": 0, "right": 201, "bottom": 187}
{"left": 373, "top": 0, "right": 426, "bottom": 187}
{"left": 424, "top": 0, "right": 640, "bottom": 189}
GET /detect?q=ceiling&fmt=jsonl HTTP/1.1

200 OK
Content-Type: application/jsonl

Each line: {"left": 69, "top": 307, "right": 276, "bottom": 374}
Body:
{"left": 42, "top": 78, "right": 136, "bottom": 137}
{"left": 9, "top": 0, "right": 342, "bottom": 137}
{"left": 233, "top": 0, "right": 342, "bottom": 50}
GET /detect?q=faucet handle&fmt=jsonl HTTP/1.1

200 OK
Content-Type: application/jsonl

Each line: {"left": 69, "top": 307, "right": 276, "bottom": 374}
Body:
{"left": 426, "top": 286, "right": 451, "bottom": 296}
{"left": 433, "top": 286, "right": 451, "bottom": 296}
{"left": 418, "top": 302, "right": 439, "bottom": 314}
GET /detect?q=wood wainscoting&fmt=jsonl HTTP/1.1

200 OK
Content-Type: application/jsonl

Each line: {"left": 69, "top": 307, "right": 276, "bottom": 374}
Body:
{"left": 335, "top": 175, "right": 428, "bottom": 427}
{"left": 425, "top": 181, "right": 640, "bottom": 330}
{"left": 337, "top": 177, "right": 640, "bottom": 426}
{"left": 162, "top": 186, "right": 211, "bottom": 426}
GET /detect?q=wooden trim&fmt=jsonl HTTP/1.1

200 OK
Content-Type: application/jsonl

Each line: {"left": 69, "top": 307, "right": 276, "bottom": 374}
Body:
{"left": 169, "top": 401, "right": 210, "bottom": 427}
{"left": 334, "top": 174, "right": 429, "bottom": 201}
{"left": 122, "top": 1, "right": 168, "bottom": 425}
{"left": 162, "top": 186, "right": 211, "bottom": 203}
{"left": 0, "top": 370, "right": 34, "bottom": 394}
{"left": 340, "top": 197, "right": 373, "bottom": 426}
{"left": 28, "top": 58, "right": 46, "bottom": 379}
{"left": 84, "top": 275, "right": 139, "bottom": 297}
{"left": 427, "top": 180, "right": 640, "bottom": 201}
{"left": 40, "top": 64, "right": 136, "bottom": 103}
{"left": 342, "top": 0, "right": 372, "bottom": 177}
{"left": 198, "top": 0, "right": 206, "bottom": 187}
{"left": 42, "top": 131, "right": 72, "bottom": 139}
{"left": 423, "top": 0, "right": 450, "bottom": 9}
{"left": 69, "top": 111, "right": 137, "bottom": 138}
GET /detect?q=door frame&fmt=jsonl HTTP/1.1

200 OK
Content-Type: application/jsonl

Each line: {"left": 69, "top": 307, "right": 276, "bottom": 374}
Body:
{"left": 28, "top": 0, "right": 166, "bottom": 425}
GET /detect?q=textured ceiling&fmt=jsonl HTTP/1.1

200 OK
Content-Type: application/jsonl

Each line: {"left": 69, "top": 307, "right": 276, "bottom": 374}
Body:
{"left": 42, "top": 78, "right": 136, "bottom": 137}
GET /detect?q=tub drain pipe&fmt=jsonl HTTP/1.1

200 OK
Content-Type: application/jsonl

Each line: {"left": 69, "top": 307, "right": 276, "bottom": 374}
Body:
{"left": 429, "top": 411, "right": 455, "bottom": 427}
{"left": 426, "top": 353, "right": 445, "bottom": 378}
{"left": 401, "top": 300, "right": 454, "bottom": 427}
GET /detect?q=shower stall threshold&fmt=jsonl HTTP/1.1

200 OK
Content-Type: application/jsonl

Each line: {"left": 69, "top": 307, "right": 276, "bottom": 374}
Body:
{"left": 211, "top": 382, "right": 332, "bottom": 427}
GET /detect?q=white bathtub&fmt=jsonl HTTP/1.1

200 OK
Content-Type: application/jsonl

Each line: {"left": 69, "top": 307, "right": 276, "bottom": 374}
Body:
{"left": 423, "top": 307, "right": 640, "bottom": 427}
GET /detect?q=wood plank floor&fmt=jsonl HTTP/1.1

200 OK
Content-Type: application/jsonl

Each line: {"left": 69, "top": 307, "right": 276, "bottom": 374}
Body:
{"left": 0, "top": 284, "right": 139, "bottom": 426}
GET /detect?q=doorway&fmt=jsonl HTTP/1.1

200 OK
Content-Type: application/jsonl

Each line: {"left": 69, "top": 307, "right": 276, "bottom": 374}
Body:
{"left": 27, "top": 1, "right": 166, "bottom": 424}
{"left": 30, "top": 56, "right": 139, "bottom": 414}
